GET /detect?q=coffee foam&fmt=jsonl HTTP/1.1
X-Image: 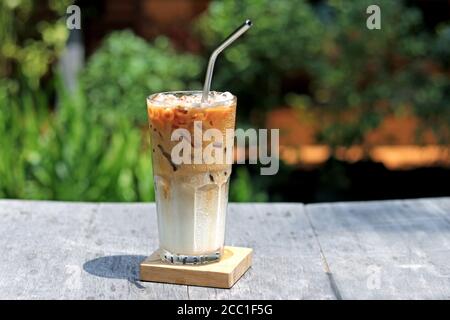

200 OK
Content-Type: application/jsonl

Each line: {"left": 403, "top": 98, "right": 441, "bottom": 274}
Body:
{"left": 149, "top": 91, "right": 235, "bottom": 108}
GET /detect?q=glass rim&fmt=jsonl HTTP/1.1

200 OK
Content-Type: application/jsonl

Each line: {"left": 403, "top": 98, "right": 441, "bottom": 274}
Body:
{"left": 146, "top": 90, "right": 236, "bottom": 107}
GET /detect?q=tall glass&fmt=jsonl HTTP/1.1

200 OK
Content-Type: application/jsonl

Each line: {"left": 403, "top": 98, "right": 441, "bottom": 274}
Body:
{"left": 146, "top": 91, "right": 236, "bottom": 264}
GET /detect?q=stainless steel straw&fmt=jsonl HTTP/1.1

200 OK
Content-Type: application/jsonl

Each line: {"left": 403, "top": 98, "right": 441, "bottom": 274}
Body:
{"left": 201, "top": 19, "right": 252, "bottom": 103}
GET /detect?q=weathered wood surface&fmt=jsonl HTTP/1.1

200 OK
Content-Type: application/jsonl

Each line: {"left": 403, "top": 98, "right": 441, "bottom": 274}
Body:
{"left": 0, "top": 200, "right": 333, "bottom": 299}
{"left": 0, "top": 198, "right": 449, "bottom": 299}
{"left": 187, "top": 204, "right": 334, "bottom": 300}
{"left": 306, "top": 198, "right": 450, "bottom": 299}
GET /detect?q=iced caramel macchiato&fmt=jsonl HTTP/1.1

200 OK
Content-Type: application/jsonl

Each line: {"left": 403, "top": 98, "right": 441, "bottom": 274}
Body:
{"left": 147, "top": 91, "right": 236, "bottom": 264}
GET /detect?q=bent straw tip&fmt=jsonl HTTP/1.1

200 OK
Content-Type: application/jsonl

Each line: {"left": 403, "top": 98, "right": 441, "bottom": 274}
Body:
{"left": 201, "top": 19, "right": 253, "bottom": 103}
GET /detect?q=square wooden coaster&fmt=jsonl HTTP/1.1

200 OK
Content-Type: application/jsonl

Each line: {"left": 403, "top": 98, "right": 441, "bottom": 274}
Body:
{"left": 139, "top": 246, "right": 252, "bottom": 288}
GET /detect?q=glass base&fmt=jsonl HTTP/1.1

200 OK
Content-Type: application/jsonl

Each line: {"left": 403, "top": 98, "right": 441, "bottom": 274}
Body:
{"left": 160, "top": 248, "right": 222, "bottom": 265}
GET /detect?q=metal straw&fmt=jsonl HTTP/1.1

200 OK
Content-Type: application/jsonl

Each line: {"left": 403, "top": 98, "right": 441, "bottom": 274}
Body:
{"left": 201, "top": 19, "right": 252, "bottom": 103}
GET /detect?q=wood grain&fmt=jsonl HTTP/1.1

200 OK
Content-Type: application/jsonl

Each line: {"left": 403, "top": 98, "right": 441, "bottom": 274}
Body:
{"left": 186, "top": 203, "right": 336, "bottom": 300}
{"left": 0, "top": 200, "right": 334, "bottom": 299}
{"left": 306, "top": 198, "right": 450, "bottom": 299}
{"left": 2, "top": 198, "right": 449, "bottom": 299}
{"left": 0, "top": 200, "right": 186, "bottom": 299}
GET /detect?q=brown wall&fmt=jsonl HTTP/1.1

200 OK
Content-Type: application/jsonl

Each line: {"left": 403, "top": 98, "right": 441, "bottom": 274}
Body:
{"left": 82, "top": 0, "right": 210, "bottom": 55}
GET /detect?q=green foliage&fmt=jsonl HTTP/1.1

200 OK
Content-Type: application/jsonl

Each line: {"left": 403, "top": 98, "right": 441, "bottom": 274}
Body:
{"left": 310, "top": 0, "right": 450, "bottom": 146}
{"left": 2, "top": 0, "right": 449, "bottom": 204}
{"left": 196, "top": 0, "right": 324, "bottom": 109}
{"left": 433, "top": 24, "right": 450, "bottom": 68}
{"left": 0, "top": 0, "right": 71, "bottom": 89}
{"left": 0, "top": 81, "right": 154, "bottom": 202}
{"left": 81, "top": 30, "right": 203, "bottom": 123}
{"left": 229, "top": 167, "right": 268, "bottom": 202}
{"left": 311, "top": 0, "right": 427, "bottom": 106}
{"left": 198, "top": 0, "right": 450, "bottom": 146}
{"left": 0, "top": 77, "right": 266, "bottom": 202}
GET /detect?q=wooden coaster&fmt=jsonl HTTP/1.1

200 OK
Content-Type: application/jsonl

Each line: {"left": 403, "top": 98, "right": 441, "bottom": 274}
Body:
{"left": 139, "top": 246, "right": 252, "bottom": 288}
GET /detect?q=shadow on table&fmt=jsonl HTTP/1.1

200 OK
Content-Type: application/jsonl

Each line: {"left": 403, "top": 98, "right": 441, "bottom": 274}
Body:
{"left": 83, "top": 255, "right": 147, "bottom": 288}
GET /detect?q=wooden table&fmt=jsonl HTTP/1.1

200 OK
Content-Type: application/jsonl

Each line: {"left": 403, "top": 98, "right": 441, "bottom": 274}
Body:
{"left": 1, "top": 198, "right": 449, "bottom": 299}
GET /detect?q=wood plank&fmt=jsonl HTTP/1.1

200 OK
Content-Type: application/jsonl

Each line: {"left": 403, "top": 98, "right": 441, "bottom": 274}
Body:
{"left": 187, "top": 203, "right": 336, "bottom": 300}
{"left": 140, "top": 247, "right": 252, "bottom": 288}
{"left": 0, "top": 200, "right": 334, "bottom": 299}
{"left": 423, "top": 197, "right": 450, "bottom": 215}
{"left": 0, "top": 200, "right": 187, "bottom": 299}
{"left": 306, "top": 198, "right": 450, "bottom": 299}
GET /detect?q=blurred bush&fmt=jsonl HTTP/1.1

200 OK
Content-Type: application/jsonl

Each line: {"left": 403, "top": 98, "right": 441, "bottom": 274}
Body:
{"left": 310, "top": 0, "right": 449, "bottom": 146}
{"left": 0, "top": 78, "right": 262, "bottom": 202}
{"left": 196, "top": 0, "right": 324, "bottom": 111}
{"left": 0, "top": 0, "right": 70, "bottom": 89}
{"left": 0, "top": 81, "right": 154, "bottom": 201}
{"left": 81, "top": 30, "right": 203, "bottom": 123}
{"left": 229, "top": 167, "right": 268, "bottom": 202}
{"left": 433, "top": 23, "right": 450, "bottom": 68}
{"left": 2, "top": 0, "right": 449, "bottom": 203}
{"left": 198, "top": 0, "right": 450, "bottom": 146}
